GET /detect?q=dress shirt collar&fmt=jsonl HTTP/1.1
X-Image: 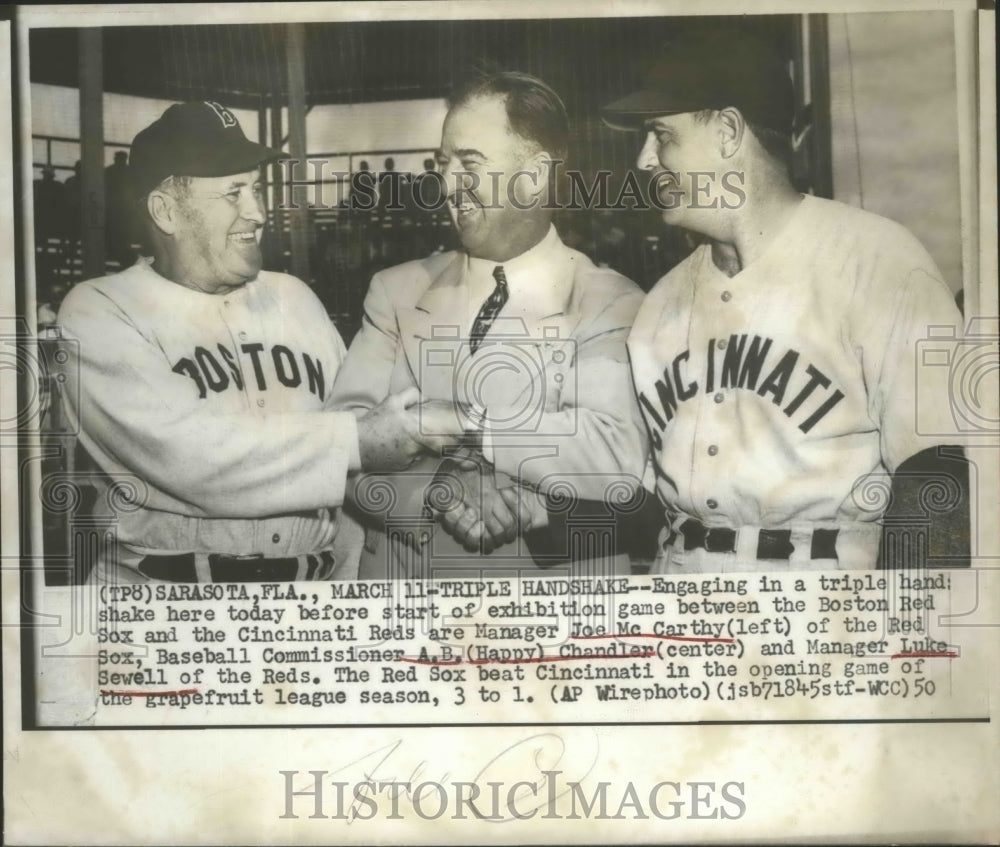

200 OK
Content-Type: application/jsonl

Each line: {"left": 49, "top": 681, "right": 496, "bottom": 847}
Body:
{"left": 463, "top": 225, "right": 571, "bottom": 318}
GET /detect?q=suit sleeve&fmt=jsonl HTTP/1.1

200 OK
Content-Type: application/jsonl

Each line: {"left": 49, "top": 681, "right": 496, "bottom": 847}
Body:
{"left": 488, "top": 287, "right": 649, "bottom": 501}
{"left": 57, "top": 286, "right": 359, "bottom": 519}
{"left": 328, "top": 271, "right": 404, "bottom": 412}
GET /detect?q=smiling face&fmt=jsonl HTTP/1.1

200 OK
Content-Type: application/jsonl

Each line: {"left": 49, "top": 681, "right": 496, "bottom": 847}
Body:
{"left": 636, "top": 112, "right": 729, "bottom": 233}
{"left": 166, "top": 170, "right": 266, "bottom": 293}
{"left": 437, "top": 94, "right": 547, "bottom": 262}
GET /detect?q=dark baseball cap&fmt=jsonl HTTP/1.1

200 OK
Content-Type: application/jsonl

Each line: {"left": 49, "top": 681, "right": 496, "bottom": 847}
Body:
{"left": 601, "top": 30, "right": 794, "bottom": 136}
{"left": 129, "top": 100, "right": 285, "bottom": 198}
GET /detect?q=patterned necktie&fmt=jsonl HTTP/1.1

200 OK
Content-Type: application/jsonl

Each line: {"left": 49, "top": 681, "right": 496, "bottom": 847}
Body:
{"left": 469, "top": 265, "right": 509, "bottom": 354}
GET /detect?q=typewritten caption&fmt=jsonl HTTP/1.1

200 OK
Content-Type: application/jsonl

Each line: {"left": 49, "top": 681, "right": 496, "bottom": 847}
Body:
{"left": 58, "top": 570, "right": 983, "bottom": 725}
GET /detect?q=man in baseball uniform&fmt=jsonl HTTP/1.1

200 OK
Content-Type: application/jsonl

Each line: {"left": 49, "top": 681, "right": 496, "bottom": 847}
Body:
{"left": 57, "top": 101, "right": 464, "bottom": 583}
{"left": 601, "top": 31, "right": 969, "bottom": 572}
{"left": 331, "top": 72, "right": 648, "bottom": 578}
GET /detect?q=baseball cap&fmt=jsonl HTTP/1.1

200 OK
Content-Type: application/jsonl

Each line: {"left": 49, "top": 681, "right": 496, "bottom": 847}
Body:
{"left": 601, "top": 30, "right": 794, "bottom": 136}
{"left": 129, "top": 101, "right": 285, "bottom": 199}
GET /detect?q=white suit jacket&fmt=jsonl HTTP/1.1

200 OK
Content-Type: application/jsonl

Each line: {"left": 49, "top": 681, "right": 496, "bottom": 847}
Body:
{"left": 331, "top": 232, "right": 648, "bottom": 578}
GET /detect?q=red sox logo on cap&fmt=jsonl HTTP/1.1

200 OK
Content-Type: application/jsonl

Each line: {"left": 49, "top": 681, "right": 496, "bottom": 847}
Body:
{"left": 204, "top": 101, "right": 237, "bottom": 128}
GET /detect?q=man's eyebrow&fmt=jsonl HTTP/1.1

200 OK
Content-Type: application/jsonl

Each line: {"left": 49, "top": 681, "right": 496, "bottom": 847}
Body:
{"left": 644, "top": 119, "right": 674, "bottom": 133}
{"left": 453, "top": 147, "right": 486, "bottom": 159}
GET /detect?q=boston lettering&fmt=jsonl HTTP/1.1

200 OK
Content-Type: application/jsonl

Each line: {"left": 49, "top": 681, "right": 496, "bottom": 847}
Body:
{"left": 172, "top": 342, "right": 327, "bottom": 400}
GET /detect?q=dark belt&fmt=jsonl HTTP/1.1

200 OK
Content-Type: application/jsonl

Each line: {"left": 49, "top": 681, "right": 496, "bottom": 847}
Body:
{"left": 673, "top": 519, "right": 839, "bottom": 561}
{"left": 137, "top": 551, "right": 336, "bottom": 583}
{"left": 679, "top": 519, "right": 737, "bottom": 553}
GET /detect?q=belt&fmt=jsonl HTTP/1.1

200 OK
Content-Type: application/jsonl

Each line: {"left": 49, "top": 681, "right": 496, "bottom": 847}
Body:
{"left": 669, "top": 519, "right": 839, "bottom": 561}
{"left": 137, "top": 551, "right": 337, "bottom": 583}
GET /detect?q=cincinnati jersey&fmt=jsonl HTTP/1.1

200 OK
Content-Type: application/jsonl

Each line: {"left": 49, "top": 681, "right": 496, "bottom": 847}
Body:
{"left": 628, "top": 194, "right": 964, "bottom": 529}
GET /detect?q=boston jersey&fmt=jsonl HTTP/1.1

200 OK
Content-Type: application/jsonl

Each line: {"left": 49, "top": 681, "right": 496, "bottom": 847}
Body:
{"left": 57, "top": 258, "right": 360, "bottom": 564}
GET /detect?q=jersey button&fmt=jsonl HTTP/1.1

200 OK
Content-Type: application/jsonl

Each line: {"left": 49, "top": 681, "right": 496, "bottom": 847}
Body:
{"left": 239, "top": 331, "right": 248, "bottom": 340}
{"left": 716, "top": 338, "right": 727, "bottom": 350}
{"left": 713, "top": 392, "right": 724, "bottom": 404}
{"left": 271, "top": 533, "right": 281, "bottom": 544}
{"left": 708, "top": 445, "right": 718, "bottom": 456}
{"left": 257, "top": 398, "right": 265, "bottom": 407}
{"left": 721, "top": 291, "right": 732, "bottom": 302}
{"left": 706, "top": 499, "right": 718, "bottom": 509}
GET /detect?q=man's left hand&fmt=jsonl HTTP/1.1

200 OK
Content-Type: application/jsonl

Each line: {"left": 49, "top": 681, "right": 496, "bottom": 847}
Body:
{"left": 426, "top": 457, "right": 531, "bottom": 554}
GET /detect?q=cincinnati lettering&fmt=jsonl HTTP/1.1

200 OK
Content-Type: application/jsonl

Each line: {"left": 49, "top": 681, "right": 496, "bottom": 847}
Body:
{"left": 638, "top": 334, "right": 845, "bottom": 447}
{"left": 172, "top": 343, "right": 327, "bottom": 400}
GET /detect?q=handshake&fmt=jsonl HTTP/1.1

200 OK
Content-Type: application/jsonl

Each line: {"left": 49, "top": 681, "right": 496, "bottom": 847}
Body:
{"left": 356, "top": 387, "right": 479, "bottom": 471}
{"left": 354, "top": 388, "right": 540, "bottom": 554}
{"left": 422, "top": 455, "right": 539, "bottom": 554}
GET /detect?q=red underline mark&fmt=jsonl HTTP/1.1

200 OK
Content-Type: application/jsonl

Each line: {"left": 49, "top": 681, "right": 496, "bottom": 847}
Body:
{"left": 100, "top": 688, "right": 199, "bottom": 697}
{"left": 469, "top": 650, "right": 657, "bottom": 665}
{"left": 572, "top": 633, "right": 735, "bottom": 644}
{"left": 398, "top": 631, "right": 737, "bottom": 666}
{"left": 890, "top": 651, "right": 958, "bottom": 659}
{"left": 400, "top": 649, "right": 657, "bottom": 667}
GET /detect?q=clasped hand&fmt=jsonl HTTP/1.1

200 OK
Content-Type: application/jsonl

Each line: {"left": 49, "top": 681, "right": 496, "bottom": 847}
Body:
{"left": 425, "top": 456, "right": 534, "bottom": 554}
{"left": 357, "top": 390, "right": 473, "bottom": 471}
{"left": 356, "top": 393, "right": 532, "bottom": 552}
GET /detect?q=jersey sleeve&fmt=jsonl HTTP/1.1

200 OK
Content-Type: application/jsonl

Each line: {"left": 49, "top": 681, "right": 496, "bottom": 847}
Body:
{"left": 856, "top": 242, "right": 966, "bottom": 474}
{"left": 488, "top": 285, "right": 650, "bottom": 501}
{"left": 57, "top": 285, "right": 360, "bottom": 519}
{"left": 327, "top": 270, "right": 401, "bottom": 413}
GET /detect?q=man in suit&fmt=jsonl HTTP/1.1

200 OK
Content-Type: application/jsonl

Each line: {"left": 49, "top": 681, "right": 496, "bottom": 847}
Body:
{"left": 331, "top": 71, "right": 648, "bottom": 579}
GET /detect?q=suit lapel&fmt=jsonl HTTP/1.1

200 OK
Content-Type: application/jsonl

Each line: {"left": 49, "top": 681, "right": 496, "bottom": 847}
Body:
{"left": 466, "top": 247, "right": 581, "bottom": 413}
{"left": 397, "top": 240, "right": 586, "bottom": 404}
{"left": 397, "top": 254, "right": 470, "bottom": 399}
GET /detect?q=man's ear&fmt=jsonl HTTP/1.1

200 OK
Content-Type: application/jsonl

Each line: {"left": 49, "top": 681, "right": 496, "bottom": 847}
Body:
{"left": 512, "top": 150, "right": 552, "bottom": 207}
{"left": 717, "top": 107, "right": 746, "bottom": 160}
{"left": 147, "top": 190, "right": 179, "bottom": 236}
